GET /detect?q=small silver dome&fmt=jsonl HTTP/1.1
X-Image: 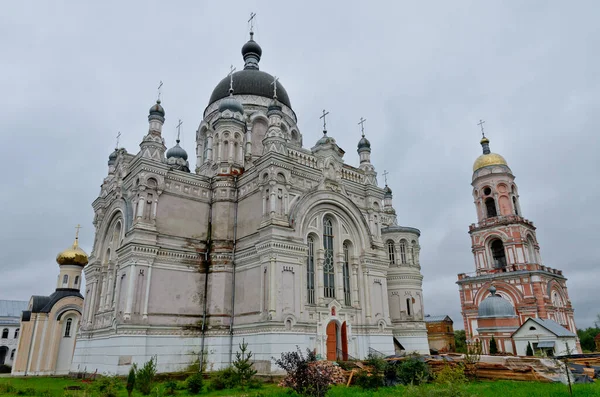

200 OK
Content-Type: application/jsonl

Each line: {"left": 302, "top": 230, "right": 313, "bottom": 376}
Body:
{"left": 478, "top": 286, "right": 516, "bottom": 318}
{"left": 166, "top": 140, "right": 188, "bottom": 160}
{"left": 149, "top": 100, "right": 165, "bottom": 117}
{"left": 108, "top": 149, "right": 118, "bottom": 165}
{"left": 358, "top": 136, "right": 371, "bottom": 150}
{"left": 384, "top": 185, "right": 393, "bottom": 197}
{"left": 218, "top": 96, "right": 244, "bottom": 114}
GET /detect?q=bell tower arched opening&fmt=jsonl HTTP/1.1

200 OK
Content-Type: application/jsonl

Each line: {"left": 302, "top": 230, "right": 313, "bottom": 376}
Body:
{"left": 490, "top": 239, "right": 507, "bottom": 270}
{"left": 485, "top": 197, "right": 497, "bottom": 218}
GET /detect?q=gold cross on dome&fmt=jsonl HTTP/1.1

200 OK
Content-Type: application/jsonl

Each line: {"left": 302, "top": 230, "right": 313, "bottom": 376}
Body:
{"left": 478, "top": 119, "right": 485, "bottom": 137}
{"left": 75, "top": 224, "right": 82, "bottom": 239}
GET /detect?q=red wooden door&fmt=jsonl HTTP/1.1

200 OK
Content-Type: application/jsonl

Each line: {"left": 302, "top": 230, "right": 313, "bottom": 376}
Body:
{"left": 326, "top": 321, "right": 337, "bottom": 360}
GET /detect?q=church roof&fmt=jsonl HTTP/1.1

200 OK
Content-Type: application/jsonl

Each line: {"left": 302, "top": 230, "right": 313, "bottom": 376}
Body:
{"left": 0, "top": 300, "right": 28, "bottom": 318}
{"left": 424, "top": 315, "right": 452, "bottom": 323}
{"left": 521, "top": 317, "right": 577, "bottom": 338}
{"left": 478, "top": 286, "right": 516, "bottom": 318}
{"left": 209, "top": 69, "right": 291, "bottom": 109}
{"left": 29, "top": 290, "right": 83, "bottom": 314}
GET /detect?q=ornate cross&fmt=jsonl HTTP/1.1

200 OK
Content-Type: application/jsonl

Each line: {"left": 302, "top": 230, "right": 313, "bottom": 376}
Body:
{"left": 271, "top": 76, "right": 279, "bottom": 99}
{"left": 478, "top": 119, "right": 485, "bottom": 137}
{"left": 358, "top": 117, "right": 367, "bottom": 136}
{"left": 75, "top": 224, "right": 82, "bottom": 239}
{"left": 176, "top": 119, "right": 183, "bottom": 141}
{"left": 157, "top": 80, "right": 163, "bottom": 101}
{"left": 382, "top": 170, "right": 389, "bottom": 185}
{"left": 248, "top": 12, "right": 257, "bottom": 33}
{"left": 320, "top": 109, "right": 330, "bottom": 133}
{"left": 116, "top": 131, "right": 121, "bottom": 149}
{"left": 228, "top": 65, "right": 236, "bottom": 93}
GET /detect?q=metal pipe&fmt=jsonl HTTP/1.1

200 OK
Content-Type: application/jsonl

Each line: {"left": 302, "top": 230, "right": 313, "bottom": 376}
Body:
{"left": 228, "top": 175, "right": 239, "bottom": 365}
{"left": 199, "top": 177, "right": 213, "bottom": 372}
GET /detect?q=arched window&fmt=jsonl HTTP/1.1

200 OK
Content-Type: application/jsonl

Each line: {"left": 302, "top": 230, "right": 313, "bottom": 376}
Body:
{"left": 10, "top": 349, "right": 15, "bottom": 360}
{"left": 512, "top": 196, "right": 519, "bottom": 216}
{"left": 399, "top": 241, "right": 407, "bottom": 264}
{"left": 343, "top": 242, "right": 351, "bottom": 306}
{"left": 387, "top": 240, "right": 396, "bottom": 265}
{"left": 74, "top": 276, "right": 80, "bottom": 286}
{"left": 14, "top": 328, "right": 19, "bottom": 339}
{"left": 490, "top": 239, "right": 507, "bottom": 269}
{"left": 323, "top": 217, "right": 335, "bottom": 298}
{"left": 307, "top": 236, "right": 315, "bottom": 304}
{"left": 406, "top": 298, "right": 412, "bottom": 316}
{"left": 527, "top": 236, "right": 537, "bottom": 264}
{"left": 64, "top": 318, "right": 72, "bottom": 337}
{"left": 485, "top": 198, "right": 497, "bottom": 218}
{"left": 63, "top": 274, "right": 69, "bottom": 285}
{"left": 2, "top": 328, "right": 8, "bottom": 339}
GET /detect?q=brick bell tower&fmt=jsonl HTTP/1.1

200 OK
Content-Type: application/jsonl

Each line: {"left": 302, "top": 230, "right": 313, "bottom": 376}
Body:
{"left": 457, "top": 131, "right": 579, "bottom": 353}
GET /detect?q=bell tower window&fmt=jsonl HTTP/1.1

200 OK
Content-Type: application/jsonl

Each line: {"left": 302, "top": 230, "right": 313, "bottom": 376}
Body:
{"left": 513, "top": 196, "right": 519, "bottom": 216}
{"left": 387, "top": 240, "right": 396, "bottom": 265}
{"left": 485, "top": 198, "right": 497, "bottom": 218}
{"left": 323, "top": 217, "right": 335, "bottom": 298}
{"left": 490, "top": 239, "right": 507, "bottom": 270}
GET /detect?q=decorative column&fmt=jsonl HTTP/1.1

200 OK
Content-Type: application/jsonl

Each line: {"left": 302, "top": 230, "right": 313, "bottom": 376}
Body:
{"left": 245, "top": 127, "right": 252, "bottom": 160}
{"left": 268, "top": 256, "right": 277, "bottom": 316}
{"left": 351, "top": 260, "right": 360, "bottom": 308}
{"left": 336, "top": 253, "right": 345, "bottom": 302}
{"left": 317, "top": 250, "right": 325, "bottom": 304}
{"left": 363, "top": 268, "right": 372, "bottom": 321}
{"left": 142, "top": 263, "right": 153, "bottom": 320}
{"left": 123, "top": 262, "right": 137, "bottom": 321}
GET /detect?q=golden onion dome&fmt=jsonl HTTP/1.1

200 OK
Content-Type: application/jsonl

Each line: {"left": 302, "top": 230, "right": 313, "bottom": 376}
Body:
{"left": 56, "top": 238, "right": 89, "bottom": 267}
{"left": 473, "top": 153, "right": 508, "bottom": 171}
{"left": 473, "top": 135, "right": 508, "bottom": 172}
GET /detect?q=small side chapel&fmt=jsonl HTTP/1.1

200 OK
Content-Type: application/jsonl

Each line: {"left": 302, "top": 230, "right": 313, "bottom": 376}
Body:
{"left": 72, "top": 28, "right": 429, "bottom": 374}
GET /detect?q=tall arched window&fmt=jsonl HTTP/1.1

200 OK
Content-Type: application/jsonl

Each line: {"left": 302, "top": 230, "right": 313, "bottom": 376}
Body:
{"left": 485, "top": 198, "right": 497, "bottom": 218}
{"left": 343, "top": 242, "right": 351, "bottom": 306}
{"left": 406, "top": 298, "right": 412, "bottom": 316}
{"left": 399, "top": 240, "right": 407, "bottom": 264}
{"left": 490, "top": 239, "right": 507, "bottom": 269}
{"left": 14, "top": 328, "right": 19, "bottom": 339}
{"left": 10, "top": 349, "right": 15, "bottom": 360}
{"left": 2, "top": 328, "right": 8, "bottom": 339}
{"left": 64, "top": 318, "right": 73, "bottom": 337}
{"left": 527, "top": 236, "right": 537, "bottom": 264}
{"left": 387, "top": 240, "right": 396, "bottom": 265}
{"left": 307, "top": 236, "right": 315, "bottom": 304}
{"left": 74, "top": 275, "right": 80, "bottom": 286}
{"left": 512, "top": 196, "right": 519, "bottom": 216}
{"left": 62, "top": 274, "right": 69, "bottom": 285}
{"left": 323, "top": 217, "right": 335, "bottom": 298}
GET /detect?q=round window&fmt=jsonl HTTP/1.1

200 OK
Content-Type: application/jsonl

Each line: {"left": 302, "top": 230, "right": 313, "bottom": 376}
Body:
{"left": 483, "top": 187, "right": 492, "bottom": 196}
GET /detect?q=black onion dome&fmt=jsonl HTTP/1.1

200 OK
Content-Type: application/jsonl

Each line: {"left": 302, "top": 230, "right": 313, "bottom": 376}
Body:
{"left": 149, "top": 100, "right": 165, "bottom": 117}
{"left": 384, "top": 185, "right": 393, "bottom": 197}
{"left": 242, "top": 38, "right": 262, "bottom": 59}
{"left": 218, "top": 96, "right": 245, "bottom": 114}
{"left": 166, "top": 141, "right": 188, "bottom": 161}
{"left": 108, "top": 149, "right": 118, "bottom": 165}
{"left": 358, "top": 136, "right": 371, "bottom": 149}
{"left": 209, "top": 70, "right": 292, "bottom": 109}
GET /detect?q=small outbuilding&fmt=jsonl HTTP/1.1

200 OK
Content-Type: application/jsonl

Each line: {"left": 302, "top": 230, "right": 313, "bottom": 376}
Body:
{"left": 512, "top": 317, "right": 578, "bottom": 357}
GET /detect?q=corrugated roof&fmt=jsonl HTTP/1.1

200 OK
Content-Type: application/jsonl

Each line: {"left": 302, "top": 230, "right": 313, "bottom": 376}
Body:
{"left": 424, "top": 315, "right": 452, "bottom": 323}
{"left": 528, "top": 317, "right": 577, "bottom": 337}
{"left": 0, "top": 300, "right": 28, "bottom": 317}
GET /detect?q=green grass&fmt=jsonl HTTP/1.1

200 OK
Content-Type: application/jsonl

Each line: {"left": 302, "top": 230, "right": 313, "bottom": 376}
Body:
{"left": 0, "top": 377, "right": 599, "bottom": 397}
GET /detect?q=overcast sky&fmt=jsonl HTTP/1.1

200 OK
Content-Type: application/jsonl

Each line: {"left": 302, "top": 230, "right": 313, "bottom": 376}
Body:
{"left": 1, "top": 1, "right": 598, "bottom": 329}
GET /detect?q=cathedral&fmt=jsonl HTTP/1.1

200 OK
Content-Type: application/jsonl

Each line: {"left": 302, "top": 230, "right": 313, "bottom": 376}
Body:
{"left": 71, "top": 31, "right": 429, "bottom": 374}
{"left": 457, "top": 134, "right": 580, "bottom": 355}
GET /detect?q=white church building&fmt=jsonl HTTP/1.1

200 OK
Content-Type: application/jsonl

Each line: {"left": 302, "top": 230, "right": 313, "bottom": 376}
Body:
{"left": 72, "top": 31, "right": 429, "bottom": 374}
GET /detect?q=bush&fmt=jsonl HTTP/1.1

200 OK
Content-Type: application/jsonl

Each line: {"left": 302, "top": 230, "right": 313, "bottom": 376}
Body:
{"left": 526, "top": 341, "right": 534, "bottom": 356}
{"left": 186, "top": 372, "right": 204, "bottom": 394}
{"left": 136, "top": 356, "right": 157, "bottom": 395}
{"left": 93, "top": 375, "right": 123, "bottom": 397}
{"left": 396, "top": 357, "right": 430, "bottom": 386}
{"left": 354, "top": 354, "right": 389, "bottom": 389}
{"left": 434, "top": 363, "right": 467, "bottom": 385}
{"left": 208, "top": 367, "right": 238, "bottom": 391}
{"left": 275, "top": 346, "right": 342, "bottom": 397}
{"left": 489, "top": 336, "right": 498, "bottom": 354}
{"left": 0, "top": 383, "right": 16, "bottom": 394}
{"left": 163, "top": 380, "right": 177, "bottom": 395}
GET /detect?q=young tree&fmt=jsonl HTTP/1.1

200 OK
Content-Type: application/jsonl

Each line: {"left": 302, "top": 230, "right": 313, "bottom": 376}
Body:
{"left": 489, "top": 336, "right": 498, "bottom": 354}
{"left": 454, "top": 330, "right": 467, "bottom": 353}
{"left": 526, "top": 342, "right": 534, "bottom": 356}
{"left": 233, "top": 339, "right": 257, "bottom": 388}
{"left": 126, "top": 363, "right": 137, "bottom": 397}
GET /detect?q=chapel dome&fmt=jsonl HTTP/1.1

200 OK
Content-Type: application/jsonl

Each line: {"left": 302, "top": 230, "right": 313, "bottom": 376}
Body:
{"left": 473, "top": 137, "right": 508, "bottom": 171}
{"left": 218, "top": 96, "right": 245, "bottom": 114}
{"left": 56, "top": 238, "right": 89, "bottom": 267}
{"left": 149, "top": 100, "right": 165, "bottom": 117}
{"left": 358, "top": 136, "right": 371, "bottom": 150}
{"left": 208, "top": 35, "right": 292, "bottom": 109}
{"left": 108, "top": 149, "right": 118, "bottom": 165}
{"left": 384, "top": 185, "right": 393, "bottom": 197}
{"left": 478, "top": 286, "right": 515, "bottom": 318}
{"left": 166, "top": 141, "right": 188, "bottom": 161}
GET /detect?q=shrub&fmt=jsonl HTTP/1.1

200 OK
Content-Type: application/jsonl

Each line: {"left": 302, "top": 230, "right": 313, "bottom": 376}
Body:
{"left": 93, "top": 375, "right": 123, "bottom": 397}
{"left": 396, "top": 357, "right": 430, "bottom": 386}
{"left": 275, "top": 346, "right": 342, "bottom": 397}
{"left": 163, "top": 380, "right": 177, "bottom": 395}
{"left": 489, "top": 336, "right": 498, "bottom": 354}
{"left": 526, "top": 342, "right": 534, "bottom": 356}
{"left": 208, "top": 366, "right": 238, "bottom": 391}
{"left": 0, "top": 383, "right": 16, "bottom": 394}
{"left": 233, "top": 339, "right": 258, "bottom": 388}
{"left": 434, "top": 363, "right": 467, "bottom": 385}
{"left": 137, "top": 356, "right": 157, "bottom": 395}
{"left": 354, "top": 354, "right": 388, "bottom": 389}
{"left": 126, "top": 363, "right": 137, "bottom": 397}
{"left": 186, "top": 372, "right": 204, "bottom": 394}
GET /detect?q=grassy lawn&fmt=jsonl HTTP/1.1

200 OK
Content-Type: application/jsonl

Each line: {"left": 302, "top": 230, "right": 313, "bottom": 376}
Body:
{"left": 1, "top": 376, "right": 600, "bottom": 396}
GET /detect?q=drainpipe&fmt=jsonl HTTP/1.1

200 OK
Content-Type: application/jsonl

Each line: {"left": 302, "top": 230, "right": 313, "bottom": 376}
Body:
{"left": 199, "top": 177, "right": 213, "bottom": 372}
{"left": 228, "top": 175, "right": 239, "bottom": 365}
